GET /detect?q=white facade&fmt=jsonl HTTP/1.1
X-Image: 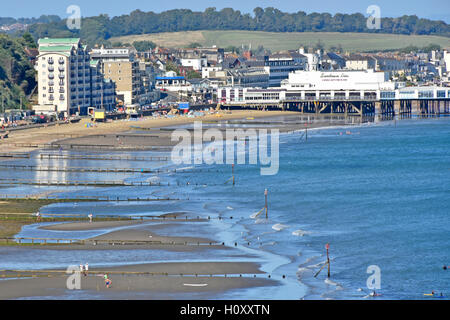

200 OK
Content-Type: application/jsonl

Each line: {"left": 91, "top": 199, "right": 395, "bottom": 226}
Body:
{"left": 155, "top": 76, "right": 192, "bottom": 92}
{"left": 281, "top": 70, "right": 389, "bottom": 91}
{"left": 202, "top": 66, "right": 223, "bottom": 78}
{"left": 444, "top": 51, "right": 450, "bottom": 73}
{"left": 35, "top": 38, "right": 91, "bottom": 116}
{"left": 264, "top": 57, "right": 303, "bottom": 87}
{"left": 180, "top": 57, "right": 207, "bottom": 71}
{"left": 35, "top": 38, "right": 116, "bottom": 116}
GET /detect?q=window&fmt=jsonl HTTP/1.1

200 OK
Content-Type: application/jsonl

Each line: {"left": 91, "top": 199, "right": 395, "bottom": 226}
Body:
{"left": 418, "top": 91, "right": 433, "bottom": 98}
{"left": 381, "top": 91, "right": 395, "bottom": 99}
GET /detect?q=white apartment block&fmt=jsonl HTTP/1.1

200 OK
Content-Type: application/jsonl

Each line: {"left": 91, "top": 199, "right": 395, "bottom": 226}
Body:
{"left": 35, "top": 38, "right": 92, "bottom": 116}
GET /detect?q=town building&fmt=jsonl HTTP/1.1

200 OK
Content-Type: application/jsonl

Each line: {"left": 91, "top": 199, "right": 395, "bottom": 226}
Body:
{"left": 33, "top": 38, "right": 115, "bottom": 116}
{"left": 264, "top": 52, "right": 305, "bottom": 87}
{"left": 345, "top": 55, "right": 377, "bottom": 71}
{"left": 90, "top": 47, "right": 141, "bottom": 105}
{"left": 227, "top": 67, "right": 269, "bottom": 87}
{"left": 155, "top": 71, "right": 192, "bottom": 92}
{"left": 89, "top": 60, "right": 116, "bottom": 111}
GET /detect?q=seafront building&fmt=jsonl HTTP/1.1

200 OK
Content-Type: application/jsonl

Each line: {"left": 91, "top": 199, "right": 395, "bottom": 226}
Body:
{"left": 263, "top": 52, "right": 305, "bottom": 86}
{"left": 90, "top": 47, "right": 142, "bottom": 105}
{"left": 218, "top": 69, "right": 450, "bottom": 111}
{"left": 33, "top": 38, "right": 116, "bottom": 116}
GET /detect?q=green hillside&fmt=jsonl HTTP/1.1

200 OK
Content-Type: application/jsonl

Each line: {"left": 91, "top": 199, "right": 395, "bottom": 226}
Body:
{"left": 0, "top": 34, "right": 36, "bottom": 111}
{"left": 111, "top": 30, "right": 450, "bottom": 52}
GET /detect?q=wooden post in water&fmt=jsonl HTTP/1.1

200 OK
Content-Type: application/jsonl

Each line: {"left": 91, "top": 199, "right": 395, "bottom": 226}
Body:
{"left": 326, "top": 243, "right": 330, "bottom": 278}
{"left": 232, "top": 164, "right": 235, "bottom": 186}
{"left": 264, "top": 189, "right": 268, "bottom": 219}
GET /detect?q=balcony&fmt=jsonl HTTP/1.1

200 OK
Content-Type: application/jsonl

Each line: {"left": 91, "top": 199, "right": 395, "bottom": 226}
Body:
{"left": 48, "top": 59, "right": 54, "bottom": 65}
{"left": 59, "top": 74, "right": 65, "bottom": 79}
{"left": 48, "top": 73, "right": 54, "bottom": 80}
{"left": 48, "top": 66, "right": 54, "bottom": 72}
{"left": 58, "top": 66, "right": 65, "bottom": 72}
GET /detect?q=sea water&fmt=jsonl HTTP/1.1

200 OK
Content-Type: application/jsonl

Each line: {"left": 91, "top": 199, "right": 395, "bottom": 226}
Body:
{"left": 1, "top": 117, "right": 449, "bottom": 299}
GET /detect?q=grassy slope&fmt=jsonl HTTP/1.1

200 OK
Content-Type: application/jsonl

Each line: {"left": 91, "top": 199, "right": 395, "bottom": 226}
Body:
{"left": 110, "top": 30, "right": 450, "bottom": 52}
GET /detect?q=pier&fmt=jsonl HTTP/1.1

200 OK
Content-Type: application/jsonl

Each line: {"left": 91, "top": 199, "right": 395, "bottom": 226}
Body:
{"left": 219, "top": 75, "right": 450, "bottom": 118}
{"left": 37, "top": 153, "right": 169, "bottom": 162}
{"left": 222, "top": 97, "right": 450, "bottom": 118}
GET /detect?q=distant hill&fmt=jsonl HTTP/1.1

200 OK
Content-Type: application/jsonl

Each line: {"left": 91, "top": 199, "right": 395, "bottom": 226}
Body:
{"left": 111, "top": 30, "right": 450, "bottom": 52}
{"left": 0, "top": 34, "right": 36, "bottom": 111}
{"left": 11, "top": 8, "right": 450, "bottom": 47}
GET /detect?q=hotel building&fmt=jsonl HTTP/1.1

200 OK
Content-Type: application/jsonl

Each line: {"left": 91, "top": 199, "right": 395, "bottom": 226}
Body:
{"left": 34, "top": 38, "right": 116, "bottom": 116}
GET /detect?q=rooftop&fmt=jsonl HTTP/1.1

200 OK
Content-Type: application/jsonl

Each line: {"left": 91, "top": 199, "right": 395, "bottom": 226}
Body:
{"left": 38, "top": 38, "right": 80, "bottom": 45}
{"left": 39, "top": 45, "right": 74, "bottom": 52}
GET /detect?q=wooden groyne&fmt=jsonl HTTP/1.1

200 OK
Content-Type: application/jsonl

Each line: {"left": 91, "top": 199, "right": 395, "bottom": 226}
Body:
{"left": 0, "top": 164, "right": 165, "bottom": 174}
{"left": 0, "top": 269, "right": 279, "bottom": 280}
{"left": 0, "top": 164, "right": 223, "bottom": 175}
{"left": 0, "top": 179, "right": 168, "bottom": 187}
{"left": 1, "top": 143, "right": 173, "bottom": 151}
{"left": 0, "top": 195, "right": 179, "bottom": 202}
{"left": 37, "top": 153, "right": 169, "bottom": 162}
{"left": 0, "top": 152, "right": 30, "bottom": 159}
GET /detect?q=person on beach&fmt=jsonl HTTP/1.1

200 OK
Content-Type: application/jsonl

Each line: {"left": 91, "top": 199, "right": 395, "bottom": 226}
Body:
{"left": 84, "top": 263, "right": 89, "bottom": 276}
{"left": 80, "top": 264, "right": 84, "bottom": 275}
{"left": 88, "top": 213, "right": 93, "bottom": 223}
{"left": 104, "top": 274, "right": 111, "bottom": 288}
{"left": 36, "top": 211, "right": 41, "bottom": 222}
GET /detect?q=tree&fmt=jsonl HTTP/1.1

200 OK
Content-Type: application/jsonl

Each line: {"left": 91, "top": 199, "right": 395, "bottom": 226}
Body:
{"left": 21, "top": 32, "right": 37, "bottom": 48}
{"left": 132, "top": 40, "right": 157, "bottom": 51}
{"left": 22, "top": 8, "right": 450, "bottom": 45}
{"left": 185, "top": 42, "right": 202, "bottom": 48}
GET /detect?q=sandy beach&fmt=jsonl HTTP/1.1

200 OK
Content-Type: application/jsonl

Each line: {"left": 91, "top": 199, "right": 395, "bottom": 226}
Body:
{"left": 0, "top": 219, "right": 277, "bottom": 299}
{"left": 0, "top": 267, "right": 277, "bottom": 300}
{"left": 0, "top": 110, "right": 297, "bottom": 153}
{"left": 0, "top": 109, "right": 351, "bottom": 300}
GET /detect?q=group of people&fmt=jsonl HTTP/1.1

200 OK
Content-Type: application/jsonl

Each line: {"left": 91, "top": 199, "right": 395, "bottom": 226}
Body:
{"left": 79, "top": 263, "right": 111, "bottom": 288}
{"left": 79, "top": 263, "right": 89, "bottom": 276}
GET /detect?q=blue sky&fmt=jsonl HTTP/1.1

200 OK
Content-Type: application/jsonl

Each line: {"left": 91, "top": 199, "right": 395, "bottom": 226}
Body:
{"left": 5, "top": 0, "right": 450, "bottom": 22}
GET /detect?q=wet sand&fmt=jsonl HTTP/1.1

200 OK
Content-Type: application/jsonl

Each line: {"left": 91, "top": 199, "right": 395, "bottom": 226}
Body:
{"left": 0, "top": 110, "right": 344, "bottom": 299}
{"left": 0, "top": 275, "right": 278, "bottom": 300}
{"left": 0, "top": 110, "right": 295, "bottom": 153}
{"left": 40, "top": 220, "right": 148, "bottom": 231}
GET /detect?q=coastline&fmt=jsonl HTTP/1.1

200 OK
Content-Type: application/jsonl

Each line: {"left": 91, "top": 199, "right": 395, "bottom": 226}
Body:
{"left": 0, "top": 111, "right": 371, "bottom": 300}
